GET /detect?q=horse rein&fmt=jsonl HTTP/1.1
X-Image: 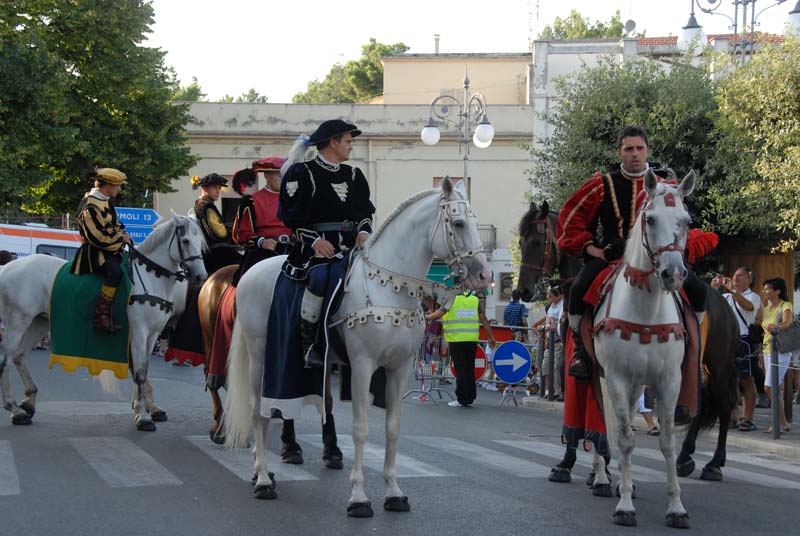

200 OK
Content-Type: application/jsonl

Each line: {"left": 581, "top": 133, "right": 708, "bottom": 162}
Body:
{"left": 639, "top": 191, "right": 686, "bottom": 270}
{"left": 428, "top": 193, "right": 485, "bottom": 284}
{"left": 518, "top": 216, "right": 559, "bottom": 278}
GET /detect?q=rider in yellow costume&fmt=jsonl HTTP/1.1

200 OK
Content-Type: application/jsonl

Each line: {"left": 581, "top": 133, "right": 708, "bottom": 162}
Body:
{"left": 71, "top": 167, "right": 132, "bottom": 332}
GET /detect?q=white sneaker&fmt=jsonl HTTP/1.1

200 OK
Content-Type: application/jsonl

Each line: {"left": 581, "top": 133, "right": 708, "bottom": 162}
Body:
{"left": 447, "top": 400, "right": 464, "bottom": 407}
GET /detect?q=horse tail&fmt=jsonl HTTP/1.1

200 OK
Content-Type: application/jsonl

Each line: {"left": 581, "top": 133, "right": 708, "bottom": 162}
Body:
{"left": 94, "top": 370, "right": 123, "bottom": 397}
{"left": 600, "top": 377, "right": 619, "bottom": 450}
{"left": 223, "top": 318, "right": 251, "bottom": 448}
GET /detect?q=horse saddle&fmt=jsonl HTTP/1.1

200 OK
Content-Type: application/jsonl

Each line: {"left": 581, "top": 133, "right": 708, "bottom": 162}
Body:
{"left": 578, "top": 264, "right": 701, "bottom": 420}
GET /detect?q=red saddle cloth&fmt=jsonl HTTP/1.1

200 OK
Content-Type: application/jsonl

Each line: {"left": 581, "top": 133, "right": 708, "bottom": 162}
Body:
{"left": 574, "top": 262, "right": 700, "bottom": 424}
{"left": 206, "top": 284, "right": 236, "bottom": 390}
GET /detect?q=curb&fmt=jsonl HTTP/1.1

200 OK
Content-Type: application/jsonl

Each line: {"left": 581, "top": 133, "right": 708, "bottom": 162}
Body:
{"left": 519, "top": 396, "right": 800, "bottom": 460}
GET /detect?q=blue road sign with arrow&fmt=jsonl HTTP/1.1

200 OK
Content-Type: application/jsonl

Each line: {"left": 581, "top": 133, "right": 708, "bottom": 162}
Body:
{"left": 492, "top": 340, "right": 532, "bottom": 384}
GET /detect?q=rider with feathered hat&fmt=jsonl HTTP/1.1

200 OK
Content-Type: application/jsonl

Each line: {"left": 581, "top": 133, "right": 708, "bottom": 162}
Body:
{"left": 279, "top": 119, "right": 375, "bottom": 368}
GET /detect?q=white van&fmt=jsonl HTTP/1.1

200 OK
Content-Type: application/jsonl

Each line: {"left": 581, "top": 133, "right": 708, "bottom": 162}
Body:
{"left": 0, "top": 224, "right": 82, "bottom": 261}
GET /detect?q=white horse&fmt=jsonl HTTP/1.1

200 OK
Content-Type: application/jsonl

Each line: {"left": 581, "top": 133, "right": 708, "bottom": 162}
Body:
{"left": 224, "top": 177, "right": 490, "bottom": 516}
{"left": 591, "top": 170, "right": 696, "bottom": 528}
{"left": 0, "top": 213, "right": 207, "bottom": 431}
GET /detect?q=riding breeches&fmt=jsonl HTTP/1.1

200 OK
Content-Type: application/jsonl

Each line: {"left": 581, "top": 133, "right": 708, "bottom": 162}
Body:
{"left": 568, "top": 257, "right": 608, "bottom": 317}
{"left": 300, "top": 263, "right": 329, "bottom": 323}
{"left": 100, "top": 254, "right": 123, "bottom": 288}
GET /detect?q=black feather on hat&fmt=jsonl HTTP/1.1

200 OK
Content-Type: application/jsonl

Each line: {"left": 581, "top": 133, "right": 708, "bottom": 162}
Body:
{"left": 232, "top": 168, "right": 257, "bottom": 195}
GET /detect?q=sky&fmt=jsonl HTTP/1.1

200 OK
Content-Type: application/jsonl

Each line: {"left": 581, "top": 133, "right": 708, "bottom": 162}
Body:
{"left": 145, "top": 0, "right": 798, "bottom": 103}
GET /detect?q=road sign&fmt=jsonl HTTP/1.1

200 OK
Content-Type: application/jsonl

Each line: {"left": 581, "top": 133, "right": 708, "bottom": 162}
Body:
{"left": 116, "top": 207, "right": 159, "bottom": 227}
{"left": 126, "top": 225, "right": 155, "bottom": 244}
{"left": 492, "top": 340, "right": 531, "bottom": 384}
{"left": 449, "top": 345, "right": 487, "bottom": 381}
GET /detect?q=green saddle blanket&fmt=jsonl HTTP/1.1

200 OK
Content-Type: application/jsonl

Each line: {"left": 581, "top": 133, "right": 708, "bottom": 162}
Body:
{"left": 48, "top": 255, "right": 132, "bottom": 379}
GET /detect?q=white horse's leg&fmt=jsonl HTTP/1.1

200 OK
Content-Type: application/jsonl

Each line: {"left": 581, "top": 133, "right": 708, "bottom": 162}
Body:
{"left": 247, "top": 334, "right": 276, "bottom": 499}
{"left": 606, "top": 374, "right": 637, "bottom": 526}
{"left": 10, "top": 318, "right": 48, "bottom": 416}
{"left": 382, "top": 361, "right": 411, "bottom": 512}
{"left": 129, "top": 333, "right": 155, "bottom": 431}
{"left": 655, "top": 372, "right": 689, "bottom": 528}
{"left": 591, "top": 451, "right": 612, "bottom": 497}
{"left": 347, "top": 356, "right": 377, "bottom": 517}
{"left": 0, "top": 314, "right": 39, "bottom": 424}
{"left": 143, "top": 378, "right": 167, "bottom": 422}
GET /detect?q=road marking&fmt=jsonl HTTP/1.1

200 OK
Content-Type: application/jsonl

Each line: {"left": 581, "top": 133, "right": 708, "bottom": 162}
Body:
{"left": 408, "top": 436, "right": 552, "bottom": 477}
{"left": 635, "top": 448, "right": 800, "bottom": 489}
{"left": 496, "top": 440, "right": 705, "bottom": 485}
{"left": 185, "top": 436, "right": 317, "bottom": 482}
{"left": 0, "top": 441, "right": 21, "bottom": 496}
{"left": 37, "top": 402, "right": 132, "bottom": 417}
{"left": 298, "top": 434, "right": 451, "bottom": 478}
{"left": 69, "top": 437, "right": 182, "bottom": 488}
{"left": 697, "top": 451, "right": 800, "bottom": 478}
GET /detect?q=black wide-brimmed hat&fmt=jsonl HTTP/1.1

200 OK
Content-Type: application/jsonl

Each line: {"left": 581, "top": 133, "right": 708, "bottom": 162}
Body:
{"left": 192, "top": 172, "right": 228, "bottom": 190}
{"left": 308, "top": 119, "right": 361, "bottom": 145}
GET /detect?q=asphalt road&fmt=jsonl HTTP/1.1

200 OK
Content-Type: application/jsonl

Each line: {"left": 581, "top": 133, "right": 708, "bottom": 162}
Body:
{"left": 0, "top": 351, "right": 797, "bottom": 536}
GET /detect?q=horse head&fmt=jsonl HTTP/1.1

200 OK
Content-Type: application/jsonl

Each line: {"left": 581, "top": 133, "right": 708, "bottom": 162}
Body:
{"left": 169, "top": 211, "right": 208, "bottom": 284}
{"left": 516, "top": 200, "right": 556, "bottom": 302}
{"left": 430, "top": 177, "right": 491, "bottom": 291}
{"left": 634, "top": 169, "right": 696, "bottom": 292}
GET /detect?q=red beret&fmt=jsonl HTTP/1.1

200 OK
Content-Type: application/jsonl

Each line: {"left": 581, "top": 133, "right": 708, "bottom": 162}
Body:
{"left": 252, "top": 157, "right": 286, "bottom": 172}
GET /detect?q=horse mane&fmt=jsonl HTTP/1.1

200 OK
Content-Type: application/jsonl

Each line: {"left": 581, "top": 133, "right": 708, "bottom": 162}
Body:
{"left": 136, "top": 216, "right": 178, "bottom": 255}
{"left": 365, "top": 188, "right": 440, "bottom": 248}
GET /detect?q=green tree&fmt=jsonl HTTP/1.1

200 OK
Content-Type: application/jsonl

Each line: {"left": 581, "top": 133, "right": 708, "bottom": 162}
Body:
{"left": 706, "top": 38, "right": 800, "bottom": 249}
{"left": 0, "top": 0, "right": 196, "bottom": 215}
{"left": 173, "top": 76, "right": 207, "bottom": 101}
{"left": 528, "top": 55, "right": 718, "bottom": 214}
{"left": 539, "top": 10, "right": 625, "bottom": 39}
{"left": 293, "top": 38, "right": 409, "bottom": 103}
{"left": 216, "top": 88, "right": 269, "bottom": 103}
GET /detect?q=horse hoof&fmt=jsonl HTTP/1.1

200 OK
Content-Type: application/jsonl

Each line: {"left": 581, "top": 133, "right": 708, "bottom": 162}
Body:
{"left": 700, "top": 465, "right": 723, "bottom": 481}
{"left": 323, "top": 448, "right": 344, "bottom": 470}
{"left": 250, "top": 472, "right": 275, "bottom": 486}
{"left": 666, "top": 512, "right": 690, "bottom": 529}
{"left": 136, "top": 420, "right": 156, "bottom": 432}
{"left": 585, "top": 470, "right": 596, "bottom": 487}
{"left": 254, "top": 483, "right": 277, "bottom": 500}
{"left": 282, "top": 451, "right": 304, "bottom": 465}
{"left": 150, "top": 410, "right": 167, "bottom": 422}
{"left": 384, "top": 496, "right": 410, "bottom": 512}
{"left": 592, "top": 483, "right": 613, "bottom": 497}
{"left": 613, "top": 511, "right": 637, "bottom": 527}
{"left": 209, "top": 428, "right": 226, "bottom": 445}
{"left": 548, "top": 467, "right": 571, "bottom": 483}
{"left": 347, "top": 501, "right": 374, "bottom": 518}
{"left": 19, "top": 401, "right": 35, "bottom": 417}
{"left": 11, "top": 413, "right": 32, "bottom": 425}
{"left": 615, "top": 482, "right": 637, "bottom": 499}
{"left": 676, "top": 459, "right": 695, "bottom": 478}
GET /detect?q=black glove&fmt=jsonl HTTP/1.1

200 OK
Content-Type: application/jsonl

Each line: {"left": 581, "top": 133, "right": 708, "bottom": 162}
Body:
{"left": 602, "top": 239, "right": 626, "bottom": 261}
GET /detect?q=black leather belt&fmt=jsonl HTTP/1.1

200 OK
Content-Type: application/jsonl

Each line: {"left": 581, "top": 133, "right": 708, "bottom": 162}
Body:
{"left": 311, "top": 221, "right": 354, "bottom": 232}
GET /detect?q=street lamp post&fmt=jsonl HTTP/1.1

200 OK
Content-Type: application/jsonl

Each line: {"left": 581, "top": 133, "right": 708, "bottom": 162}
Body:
{"left": 420, "top": 68, "right": 494, "bottom": 198}
{"left": 677, "top": 0, "right": 800, "bottom": 61}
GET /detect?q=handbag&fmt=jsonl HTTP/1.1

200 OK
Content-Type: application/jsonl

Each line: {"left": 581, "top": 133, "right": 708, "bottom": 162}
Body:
{"left": 732, "top": 296, "right": 763, "bottom": 346}
{"left": 775, "top": 315, "right": 800, "bottom": 353}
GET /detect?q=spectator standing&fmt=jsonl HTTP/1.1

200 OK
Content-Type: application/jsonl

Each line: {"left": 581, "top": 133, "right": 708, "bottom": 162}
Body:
{"left": 427, "top": 290, "right": 496, "bottom": 407}
{"left": 543, "top": 285, "right": 565, "bottom": 401}
{"left": 758, "top": 277, "right": 793, "bottom": 433}
{"left": 503, "top": 289, "right": 529, "bottom": 342}
{"left": 712, "top": 267, "right": 762, "bottom": 432}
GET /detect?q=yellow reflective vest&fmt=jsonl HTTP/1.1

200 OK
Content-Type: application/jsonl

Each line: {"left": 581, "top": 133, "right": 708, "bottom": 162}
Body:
{"left": 442, "top": 293, "right": 480, "bottom": 343}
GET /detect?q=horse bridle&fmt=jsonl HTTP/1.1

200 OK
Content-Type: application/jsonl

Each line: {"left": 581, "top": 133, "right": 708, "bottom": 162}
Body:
{"left": 518, "top": 216, "right": 559, "bottom": 287}
{"left": 168, "top": 221, "right": 204, "bottom": 279}
{"left": 429, "top": 193, "right": 485, "bottom": 284}
{"left": 639, "top": 191, "right": 686, "bottom": 269}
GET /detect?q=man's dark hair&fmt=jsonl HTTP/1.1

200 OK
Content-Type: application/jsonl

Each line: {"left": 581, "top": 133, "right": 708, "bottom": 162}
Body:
{"left": 617, "top": 125, "right": 649, "bottom": 148}
{"left": 764, "top": 277, "right": 789, "bottom": 302}
{"left": 315, "top": 134, "right": 344, "bottom": 152}
{"left": 0, "top": 250, "right": 15, "bottom": 265}
{"left": 511, "top": 289, "right": 520, "bottom": 301}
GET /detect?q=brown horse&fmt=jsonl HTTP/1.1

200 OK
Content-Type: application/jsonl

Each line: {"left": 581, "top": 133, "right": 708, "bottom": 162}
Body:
{"left": 516, "top": 201, "right": 739, "bottom": 483}
{"left": 197, "top": 263, "right": 342, "bottom": 469}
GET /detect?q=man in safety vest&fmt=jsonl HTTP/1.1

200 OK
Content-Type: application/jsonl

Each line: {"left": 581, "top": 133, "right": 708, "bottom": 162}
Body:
{"left": 427, "top": 290, "right": 496, "bottom": 407}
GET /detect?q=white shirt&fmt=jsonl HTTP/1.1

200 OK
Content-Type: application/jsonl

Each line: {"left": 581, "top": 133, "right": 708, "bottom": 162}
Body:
{"left": 546, "top": 299, "right": 564, "bottom": 331}
{"left": 724, "top": 289, "right": 761, "bottom": 336}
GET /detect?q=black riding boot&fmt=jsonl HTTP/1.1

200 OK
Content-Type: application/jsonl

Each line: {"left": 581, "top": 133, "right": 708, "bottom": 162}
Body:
{"left": 568, "top": 329, "right": 592, "bottom": 382}
{"left": 300, "top": 319, "right": 325, "bottom": 368}
{"left": 280, "top": 419, "right": 304, "bottom": 464}
{"left": 322, "top": 414, "right": 343, "bottom": 469}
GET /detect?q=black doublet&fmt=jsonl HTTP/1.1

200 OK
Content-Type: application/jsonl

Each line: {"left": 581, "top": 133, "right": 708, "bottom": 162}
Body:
{"left": 279, "top": 157, "right": 375, "bottom": 267}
